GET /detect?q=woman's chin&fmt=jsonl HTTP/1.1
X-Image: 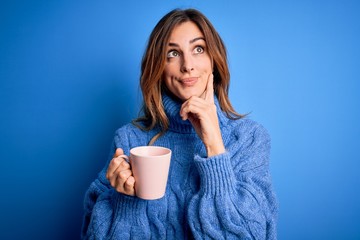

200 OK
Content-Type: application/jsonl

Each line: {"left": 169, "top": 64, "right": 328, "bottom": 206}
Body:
{"left": 181, "top": 91, "right": 203, "bottom": 101}
{"left": 167, "top": 89, "right": 203, "bottom": 102}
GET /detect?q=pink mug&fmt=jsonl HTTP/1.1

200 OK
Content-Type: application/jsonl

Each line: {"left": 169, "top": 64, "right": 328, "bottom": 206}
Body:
{"left": 120, "top": 146, "right": 172, "bottom": 200}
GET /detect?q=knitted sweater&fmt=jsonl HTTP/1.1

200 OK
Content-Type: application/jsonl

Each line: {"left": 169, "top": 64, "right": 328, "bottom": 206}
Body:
{"left": 82, "top": 93, "right": 278, "bottom": 239}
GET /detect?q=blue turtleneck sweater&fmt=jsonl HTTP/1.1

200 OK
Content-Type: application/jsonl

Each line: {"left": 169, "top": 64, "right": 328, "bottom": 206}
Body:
{"left": 82, "top": 94, "right": 278, "bottom": 239}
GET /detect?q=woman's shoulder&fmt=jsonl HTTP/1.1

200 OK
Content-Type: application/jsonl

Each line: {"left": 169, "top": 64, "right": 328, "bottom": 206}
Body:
{"left": 114, "top": 122, "right": 140, "bottom": 136}
{"left": 113, "top": 122, "right": 157, "bottom": 148}
{"left": 226, "top": 117, "right": 270, "bottom": 141}
{"left": 114, "top": 122, "right": 153, "bottom": 140}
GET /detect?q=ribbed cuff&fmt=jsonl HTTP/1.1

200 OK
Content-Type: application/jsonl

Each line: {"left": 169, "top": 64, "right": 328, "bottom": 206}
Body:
{"left": 93, "top": 178, "right": 110, "bottom": 193}
{"left": 194, "top": 152, "right": 236, "bottom": 196}
{"left": 114, "top": 193, "right": 147, "bottom": 225}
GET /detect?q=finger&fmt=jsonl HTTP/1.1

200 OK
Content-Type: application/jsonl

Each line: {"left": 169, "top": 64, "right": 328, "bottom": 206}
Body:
{"left": 180, "top": 103, "right": 204, "bottom": 120}
{"left": 114, "top": 169, "right": 132, "bottom": 192}
{"left": 205, "top": 73, "right": 214, "bottom": 103}
{"left": 106, "top": 155, "right": 128, "bottom": 181}
{"left": 119, "top": 157, "right": 130, "bottom": 169}
{"left": 113, "top": 148, "right": 124, "bottom": 158}
{"left": 108, "top": 162, "right": 121, "bottom": 187}
{"left": 124, "top": 176, "right": 135, "bottom": 195}
{"left": 106, "top": 157, "right": 120, "bottom": 180}
{"left": 180, "top": 97, "right": 207, "bottom": 120}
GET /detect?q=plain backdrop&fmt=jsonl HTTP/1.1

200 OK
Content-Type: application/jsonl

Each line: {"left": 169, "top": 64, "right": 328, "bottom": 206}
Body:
{"left": 1, "top": 0, "right": 359, "bottom": 239}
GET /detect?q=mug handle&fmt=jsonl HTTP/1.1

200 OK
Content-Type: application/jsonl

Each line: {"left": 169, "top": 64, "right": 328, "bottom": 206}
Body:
{"left": 118, "top": 154, "right": 129, "bottom": 163}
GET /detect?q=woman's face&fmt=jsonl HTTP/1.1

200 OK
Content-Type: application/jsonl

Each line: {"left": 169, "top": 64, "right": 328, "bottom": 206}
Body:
{"left": 163, "top": 21, "right": 212, "bottom": 101}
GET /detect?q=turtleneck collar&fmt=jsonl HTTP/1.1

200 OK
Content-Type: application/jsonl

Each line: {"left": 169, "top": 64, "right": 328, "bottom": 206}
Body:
{"left": 162, "top": 92, "right": 229, "bottom": 134}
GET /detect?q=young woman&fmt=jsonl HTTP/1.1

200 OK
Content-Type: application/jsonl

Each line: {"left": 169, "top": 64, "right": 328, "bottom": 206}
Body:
{"left": 82, "top": 8, "right": 278, "bottom": 239}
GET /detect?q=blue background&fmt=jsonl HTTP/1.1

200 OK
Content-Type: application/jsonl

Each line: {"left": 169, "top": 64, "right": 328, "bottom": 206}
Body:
{"left": 1, "top": 0, "right": 359, "bottom": 239}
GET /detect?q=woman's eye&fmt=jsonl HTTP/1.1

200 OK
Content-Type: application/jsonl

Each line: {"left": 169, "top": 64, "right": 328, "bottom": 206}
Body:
{"left": 194, "top": 46, "right": 204, "bottom": 54}
{"left": 167, "top": 50, "right": 179, "bottom": 58}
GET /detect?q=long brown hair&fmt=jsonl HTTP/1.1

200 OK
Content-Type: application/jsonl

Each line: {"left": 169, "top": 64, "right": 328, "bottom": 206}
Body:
{"left": 133, "top": 8, "right": 243, "bottom": 144}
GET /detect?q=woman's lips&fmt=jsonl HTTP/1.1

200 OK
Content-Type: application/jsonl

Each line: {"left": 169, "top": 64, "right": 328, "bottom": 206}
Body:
{"left": 180, "top": 77, "right": 198, "bottom": 87}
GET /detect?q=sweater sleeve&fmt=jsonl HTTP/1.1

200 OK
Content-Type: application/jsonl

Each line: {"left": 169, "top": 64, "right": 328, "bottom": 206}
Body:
{"left": 187, "top": 122, "right": 278, "bottom": 240}
{"left": 81, "top": 125, "right": 151, "bottom": 239}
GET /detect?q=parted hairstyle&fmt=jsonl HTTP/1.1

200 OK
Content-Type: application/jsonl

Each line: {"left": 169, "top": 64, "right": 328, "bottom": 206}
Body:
{"left": 133, "top": 8, "right": 243, "bottom": 144}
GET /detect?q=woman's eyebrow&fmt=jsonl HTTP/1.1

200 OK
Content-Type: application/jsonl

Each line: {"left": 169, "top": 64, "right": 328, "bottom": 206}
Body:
{"left": 168, "top": 42, "right": 179, "bottom": 47}
{"left": 168, "top": 37, "right": 205, "bottom": 47}
{"left": 190, "top": 37, "right": 205, "bottom": 44}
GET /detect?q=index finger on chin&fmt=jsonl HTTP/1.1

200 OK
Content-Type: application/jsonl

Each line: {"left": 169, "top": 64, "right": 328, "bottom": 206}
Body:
{"left": 205, "top": 73, "right": 214, "bottom": 103}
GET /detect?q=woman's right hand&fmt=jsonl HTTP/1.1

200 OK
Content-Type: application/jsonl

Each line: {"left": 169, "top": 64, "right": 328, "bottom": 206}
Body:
{"left": 106, "top": 148, "right": 135, "bottom": 196}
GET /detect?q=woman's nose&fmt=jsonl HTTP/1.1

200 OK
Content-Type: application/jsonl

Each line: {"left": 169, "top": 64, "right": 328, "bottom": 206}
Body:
{"left": 181, "top": 54, "right": 194, "bottom": 73}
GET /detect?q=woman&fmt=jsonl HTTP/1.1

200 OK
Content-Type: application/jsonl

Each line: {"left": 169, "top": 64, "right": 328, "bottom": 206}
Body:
{"left": 82, "top": 8, "right": 278, "bottom": 239}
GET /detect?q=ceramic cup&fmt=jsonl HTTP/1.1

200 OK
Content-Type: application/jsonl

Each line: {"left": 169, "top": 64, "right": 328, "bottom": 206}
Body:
{"left": 120, "top": 146, "right": 171, "bottom": 200}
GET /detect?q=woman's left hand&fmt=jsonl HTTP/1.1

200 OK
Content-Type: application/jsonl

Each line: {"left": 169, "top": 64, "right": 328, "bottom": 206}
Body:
{"left": 180, "top": 74, "right": 225, "bottom": 157}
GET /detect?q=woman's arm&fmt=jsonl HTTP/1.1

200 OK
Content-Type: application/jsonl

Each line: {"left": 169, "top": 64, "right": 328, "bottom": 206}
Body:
{"left": 180, "top": 74, "right": 225, "bottom": 157}
{"left": 81, "top": 125, "right": 151, "bottom": 239}
{"left": 187, "top": 123, "right": 278, "bottom": 239}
